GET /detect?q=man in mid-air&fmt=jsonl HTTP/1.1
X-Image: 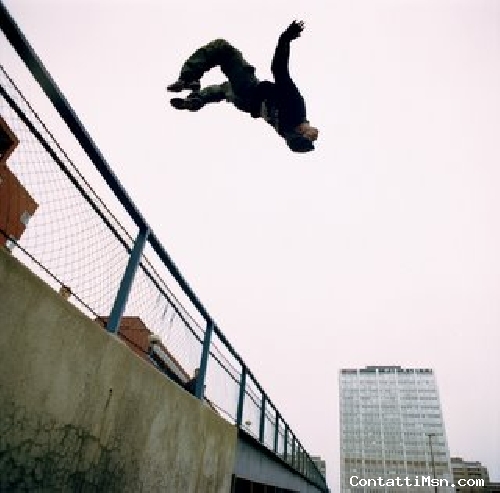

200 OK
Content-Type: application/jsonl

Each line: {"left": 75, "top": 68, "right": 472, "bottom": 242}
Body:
{"left": 167, "top": 20, "right": 319, "bottom": 153}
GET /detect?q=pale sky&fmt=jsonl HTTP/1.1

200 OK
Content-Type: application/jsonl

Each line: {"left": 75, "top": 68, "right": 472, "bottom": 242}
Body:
{"left": 2, "top": 0, "right": 499, "bottom": 489}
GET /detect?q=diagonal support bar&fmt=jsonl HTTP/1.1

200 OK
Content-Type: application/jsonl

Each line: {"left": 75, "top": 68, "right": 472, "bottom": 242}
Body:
{"left": 274, "top": 410, "right": 280, "bottom": 453}
{"left": 236, "top": 366, "right": 247, "bottom": 427}
{"left": 259, "top": 394, "right": 266, "bottom": 444}
{"left": 107, "top": 227, "right": 150, "bottom": 333}
{"left": 195, "top": 320, "right": 214, "bottom": 400}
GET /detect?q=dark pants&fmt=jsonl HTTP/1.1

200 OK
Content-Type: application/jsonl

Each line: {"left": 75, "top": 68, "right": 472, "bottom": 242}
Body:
{"left": 178, "top": 39, "right": 259, "bottom": 113}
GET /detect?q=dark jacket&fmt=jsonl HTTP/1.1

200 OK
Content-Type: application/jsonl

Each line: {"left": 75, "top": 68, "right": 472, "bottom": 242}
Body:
{"left": 251, "top": 31, "right": 307, "bottom": 135}
{"left": 250, "top": 29, "right": 313, "bottom": 152}
{"left": 270, "top": 31, "right": 308, "bottom": 135}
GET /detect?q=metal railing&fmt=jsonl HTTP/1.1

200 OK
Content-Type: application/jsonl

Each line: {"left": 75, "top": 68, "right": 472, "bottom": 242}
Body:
{"left": 0, "top": 2, "right": 328, "bottom": 491}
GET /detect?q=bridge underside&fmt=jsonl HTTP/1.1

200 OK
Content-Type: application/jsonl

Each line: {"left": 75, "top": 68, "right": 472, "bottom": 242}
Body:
{"left": 233, "top": 430, "right": 326, "bottom": 493}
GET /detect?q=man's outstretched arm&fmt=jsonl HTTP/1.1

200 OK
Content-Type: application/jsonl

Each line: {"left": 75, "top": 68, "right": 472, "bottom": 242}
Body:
{"left": 271, "top": 20, "right": 305, "bottom": 81}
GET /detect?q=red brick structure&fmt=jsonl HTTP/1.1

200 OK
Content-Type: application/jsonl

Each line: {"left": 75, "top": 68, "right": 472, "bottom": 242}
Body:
{"left": 0, "top": 116, "right": 38, "bottom": 249}
{"left": 97, "top": 316, "right": 191, "bottom": 385}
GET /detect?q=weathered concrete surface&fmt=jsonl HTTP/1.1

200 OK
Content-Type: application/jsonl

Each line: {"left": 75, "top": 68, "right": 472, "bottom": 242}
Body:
{"left": 0, "top": 248, "right": 237, "bottom": 492}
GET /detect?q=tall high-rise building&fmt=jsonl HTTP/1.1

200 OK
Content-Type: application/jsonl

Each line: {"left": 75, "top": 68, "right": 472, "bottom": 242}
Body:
{"left": 339, "top": 366, "right": 453, "bottom": 492}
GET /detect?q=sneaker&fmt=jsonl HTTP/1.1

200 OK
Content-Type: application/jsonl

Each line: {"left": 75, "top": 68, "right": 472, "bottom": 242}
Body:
{"left": 167, "top": 79, "right": 201, "bottom": 93}
{"left": 170, "top": 96, "right": 203, "bottom": 111}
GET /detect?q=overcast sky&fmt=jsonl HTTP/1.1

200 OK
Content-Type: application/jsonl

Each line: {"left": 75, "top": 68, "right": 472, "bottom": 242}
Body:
{"left": 2, "top": 0, "right": 499, "bottom": 488}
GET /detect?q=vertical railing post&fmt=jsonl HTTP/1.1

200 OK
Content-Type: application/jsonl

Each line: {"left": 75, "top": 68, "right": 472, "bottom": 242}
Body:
{"left": 236, "top": 366, "right": 247, "bottom": 427}
{"left": 291, "top": 436, "right": 295, "bottom": 467}
{"left": 274, "top": 410, "right": 279, "bottom": 454}
{"left": 195, "top": 320, "right": 214, "bottom": 399}
{"left": 284, "top": 425, "right": 288, "bottom": 462}
{"left": 107, "top": 226, "right": 150, "bottom": 333}
{"left": 259, "top": 394, "right": 266, "bottom": 444}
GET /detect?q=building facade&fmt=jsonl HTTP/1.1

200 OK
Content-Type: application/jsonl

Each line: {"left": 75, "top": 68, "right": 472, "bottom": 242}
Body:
{"left": 339, "top": 366, "right": 453, "bottom": 492}
{"left": 312, "top": 456, "right": 327, "bottom": 480}
{"left": 451, "top": 457, "right": 489, "bottom": 492}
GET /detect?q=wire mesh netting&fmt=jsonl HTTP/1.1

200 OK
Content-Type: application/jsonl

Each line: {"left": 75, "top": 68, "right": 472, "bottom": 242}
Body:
{"left": 277, "top": 419, "right": 286, "bottom": 457}
{"left": 123, "top": 253, "right": 203, "bottom": 379}
{"left": 242, "top": 375, "right": 263, "bottom": 439}
{"left": 205, "top": 330, "right": 241, "bottom": 423}
{"left": 1, "top": 66, "right": 135, "bottom": 319}
{"left": 286, "top": 431, "right": 295, "bottom": 466}
{"left": 264, "top": 403, "right": 277, "bottom": 451}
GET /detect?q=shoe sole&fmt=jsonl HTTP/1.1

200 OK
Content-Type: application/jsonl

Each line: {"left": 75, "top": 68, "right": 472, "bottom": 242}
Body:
{"left": 167, "top": 81, "right": 201, "bottom": 93}
{"left": 170, "top": 98, "right": 202, "bottom": 111}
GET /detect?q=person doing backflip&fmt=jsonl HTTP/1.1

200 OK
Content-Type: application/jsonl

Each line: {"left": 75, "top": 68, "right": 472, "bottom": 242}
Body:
{"left": 167, "top": 20, "right": 319, "bottom": 153}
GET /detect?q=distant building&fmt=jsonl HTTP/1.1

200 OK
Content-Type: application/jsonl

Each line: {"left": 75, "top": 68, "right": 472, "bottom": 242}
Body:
{"left": 339, "top": 366, "right": 453, "bottom": 492}
{"left": 487, "top": 483, "right": 500, "bottom": 493}
{"left": 451, "top": 457, "right": 489, "bottom": 492}
{"left": 311, "top": 455, "right": 326, "bottom": 478}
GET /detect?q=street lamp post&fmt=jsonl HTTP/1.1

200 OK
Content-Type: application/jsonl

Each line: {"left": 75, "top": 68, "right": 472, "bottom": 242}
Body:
{"left": 427, "top": 433, "right": 438, "bottom": 493}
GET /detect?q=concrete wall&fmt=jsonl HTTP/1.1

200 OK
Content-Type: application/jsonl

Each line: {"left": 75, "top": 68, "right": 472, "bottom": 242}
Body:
{"left": 0, "top": 248, "right": 237, "bottom": 492}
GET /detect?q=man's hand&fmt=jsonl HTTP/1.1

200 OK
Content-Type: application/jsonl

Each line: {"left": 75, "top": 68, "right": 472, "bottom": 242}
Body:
{"left": 281, "top": 20, "right": 305, "bottom": 41}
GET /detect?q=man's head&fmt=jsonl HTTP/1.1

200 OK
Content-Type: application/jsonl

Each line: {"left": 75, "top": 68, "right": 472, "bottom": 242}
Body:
{"left": 287, "top": 122, "right": 319, "bottom": 153}
{"left": 296, "top": 122, "right": 319, "bottom": 142}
